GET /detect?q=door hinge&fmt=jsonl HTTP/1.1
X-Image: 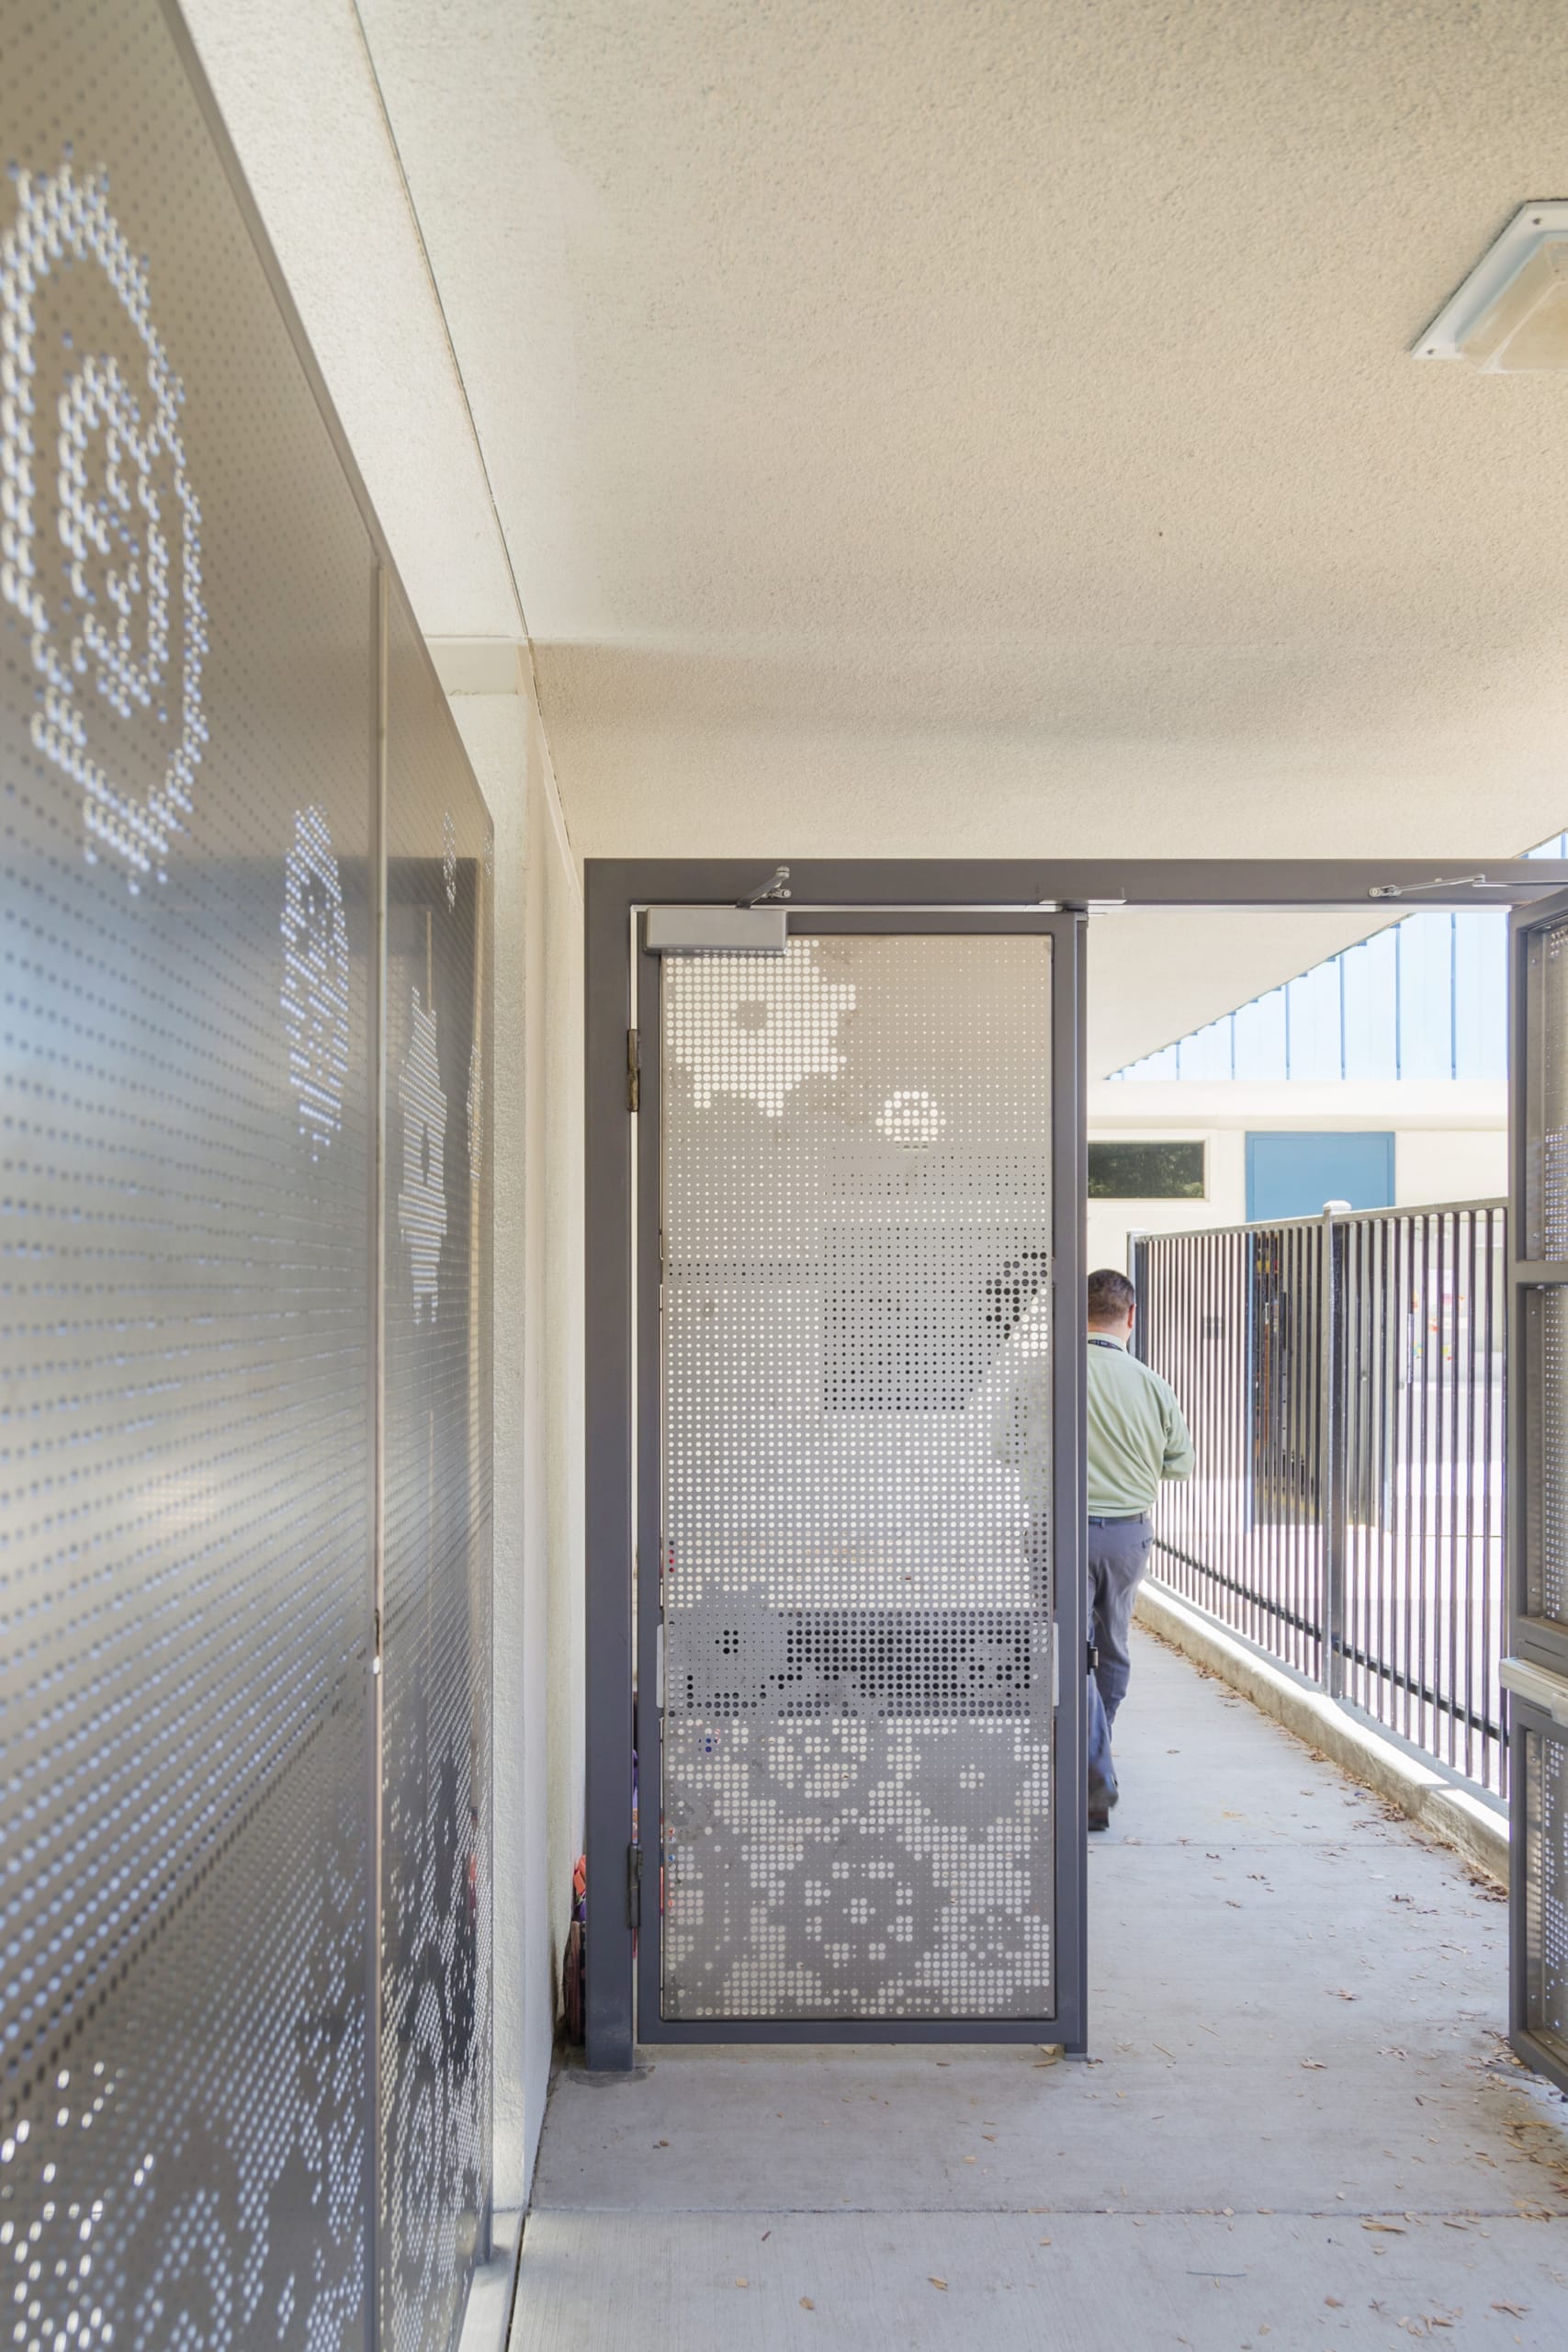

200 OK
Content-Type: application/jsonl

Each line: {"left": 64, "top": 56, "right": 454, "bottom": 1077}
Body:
{"left": 626, "top": 1841, "right": 643, "bottom": 1928}
{"left": 1087, "top": 1643, "right": 1100, "bottom": 1674}
{"left": 626, "top": 1028, "right": 640, "bottom": 1113}
{"left": 372, "top": 1607, "right": 382, "bottom": 1677}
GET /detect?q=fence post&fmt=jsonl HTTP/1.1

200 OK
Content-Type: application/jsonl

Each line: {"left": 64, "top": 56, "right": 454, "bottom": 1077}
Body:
{"left": 1319, "top": 1204, "right": 1348, "bottom": 1698}
{"left": 1128, "top": 1230, "right": 1147, "bottom": 1360}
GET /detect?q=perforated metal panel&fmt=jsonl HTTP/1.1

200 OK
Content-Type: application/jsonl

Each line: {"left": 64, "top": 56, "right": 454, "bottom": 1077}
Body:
{"left": 0, "top": 6, "right": 492, "bottom": 2346}
{"left": 1512, "top": 900, "right": 1568, "bottom": 2092}
{"left": 380, "top": 600, "right": 492, "bottom": 2352}
{"left": 1525, "top": 1290, "right": 1568, "bottom": 1630}
{"left": 659, "top": 933, "right": 1054, "bottom": 2021}
{"left": 1525, "top": 918, "right": 1568, "bottom": 1263}
{"left": 1522, "top": 1721, "right": 1568, "bottom": 2067}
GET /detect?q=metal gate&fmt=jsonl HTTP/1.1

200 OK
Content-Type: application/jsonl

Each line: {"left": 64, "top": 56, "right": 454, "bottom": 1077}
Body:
{"left": 1506, "top": 893, "right": 1568, "bottom": 2093}
{"left": 587, "top": 892, "right": 1089, "bottom": 2052}
{"left": 586, "top": 858, "right": 1568, "bottom": 2072}
{"left": 650, "top": 922, "right": 1074, "bottom": 2030}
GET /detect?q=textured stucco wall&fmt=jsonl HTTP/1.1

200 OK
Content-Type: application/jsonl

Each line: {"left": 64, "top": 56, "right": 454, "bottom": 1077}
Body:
{"left": 448, "top": 680, "right": 583, "bottom": 2209}
{"left": 1087, "top": 1087, "right": 1506, "bottom": 1273}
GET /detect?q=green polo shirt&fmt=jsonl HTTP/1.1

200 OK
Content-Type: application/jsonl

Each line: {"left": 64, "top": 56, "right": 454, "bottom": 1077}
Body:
{"left": 1084, "top": 1333, "right": 1194, "bottom": 1516}
{"left": 993, "top": 1333, "right": 1195, "bottom": 1513}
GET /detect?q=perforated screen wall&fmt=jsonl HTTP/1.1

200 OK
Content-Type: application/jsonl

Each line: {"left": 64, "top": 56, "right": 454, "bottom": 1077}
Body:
{"left": 1525, "top": 918, "right": 1568, "bottom": 1263}
{"left": 380, "top": 604, "right": 493, "bottom": 2352}
{"left": 1525, "top": 1290, "right": 1568, "bottom": 1631}
{"left": 0, "top": 6, "right": 492, "bottom": 2348}
{"left": 660, "top": 933, "right": 1055, "bottom": 2021}
{"left": 1523, "top": 1721, "right": 1568, "bottom": 2067}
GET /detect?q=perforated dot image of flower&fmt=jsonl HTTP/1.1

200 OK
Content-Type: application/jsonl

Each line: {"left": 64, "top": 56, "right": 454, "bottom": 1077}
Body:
{"left": 665, "top": 939, "right": 857, "bottom": 1118}
{"left": 398, "top": 991, "right": 447, "bottom": 1324}
{"left": 1, "top": 160, "right": 208, "bottom": 888}
{"left": 280, "top": 807, "right": 350, "bottom": 1162}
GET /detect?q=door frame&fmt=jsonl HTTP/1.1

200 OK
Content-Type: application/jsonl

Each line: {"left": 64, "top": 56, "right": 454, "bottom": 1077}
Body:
{"left": 586, "top": 857, "right": 1566, "bottom": 2071}
{"left": 635, "top": 906, "right": 1086, "bottom": 2049}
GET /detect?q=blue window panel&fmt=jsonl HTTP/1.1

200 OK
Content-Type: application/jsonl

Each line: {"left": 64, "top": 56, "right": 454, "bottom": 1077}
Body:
{"left": 1396, "top": 910, "right": 1456, "bottom": 1081}
{"left": 1233, "top": 987, "right": 1287, "bottom": 1080}
{"left": 1246, "top": 1131, "right": 1395, "bottom": 1221}
{"left": 1453, "top": 910, "right": 1507, "bottom": 1080}
{"left": 1284, "top": 955, "right": 1342, "bottom": 1081}
{"left": 1177, "top": 1016, "right": 1234, "bottom": 1081}
{"left": 1341, "top": 928, "right": 1399, "bottom": 1083}
{"left": 1528, "top": 831, "right": 1568, "bottom": 860}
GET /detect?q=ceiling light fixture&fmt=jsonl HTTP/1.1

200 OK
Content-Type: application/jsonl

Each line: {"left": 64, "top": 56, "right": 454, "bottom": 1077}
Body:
{"left": 1416, "top": 202, "right": 1568, "bottom": 368}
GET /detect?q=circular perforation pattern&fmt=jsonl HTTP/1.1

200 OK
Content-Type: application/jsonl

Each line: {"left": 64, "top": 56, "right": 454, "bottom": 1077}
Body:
{"left": 660, "top": 933, "right": 1055, "bottom": 2020}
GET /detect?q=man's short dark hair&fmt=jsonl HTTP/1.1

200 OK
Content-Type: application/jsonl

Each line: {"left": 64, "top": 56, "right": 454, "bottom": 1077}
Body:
{"left": 1087, "top": 1268, "right": 1136, "bottom": 1322}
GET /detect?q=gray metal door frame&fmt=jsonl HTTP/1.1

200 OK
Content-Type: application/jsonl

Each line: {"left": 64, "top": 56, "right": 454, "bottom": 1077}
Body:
{"left": 1506, "top": 887, "right": 1568, "bottom": 2095}
{"left": 637, "top": 907, "right": 1087, "bottom": 2047}
{"left": 586, "top": 857, "right": 1567, "bottom": 2072}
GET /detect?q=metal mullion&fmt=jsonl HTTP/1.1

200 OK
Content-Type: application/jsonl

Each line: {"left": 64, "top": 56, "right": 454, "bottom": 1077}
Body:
{"left": 634, "top": 934, "right": 664, "bottom": 2044}
{"left": 1051, "top": 912, "right": 1089, "bottom": 2052}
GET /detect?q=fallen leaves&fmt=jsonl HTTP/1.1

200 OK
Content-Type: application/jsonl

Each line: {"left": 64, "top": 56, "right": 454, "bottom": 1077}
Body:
{"left": 1300, "top": 2058, "right": 1326, "bottom": 2070}
{"left": 1362, "top": 2219, "right": 1406, "bottom": 2234}
{"left": 928, "top": 2276, "right": 948, "bottom": 2291}
{"left": 1492, "top": 2301, "right": 1529, "bottom": 2315}
{"left": 799, "top": 2299, "right": 814, "bottom": 2312}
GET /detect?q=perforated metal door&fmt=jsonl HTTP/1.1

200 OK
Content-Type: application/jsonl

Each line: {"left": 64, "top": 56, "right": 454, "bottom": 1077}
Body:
{"left": 1507, "top": 897, "right": 1568, "bottom": 2091}
{"left": 656, "top": 929, "right": 1060, "bottom": 2023}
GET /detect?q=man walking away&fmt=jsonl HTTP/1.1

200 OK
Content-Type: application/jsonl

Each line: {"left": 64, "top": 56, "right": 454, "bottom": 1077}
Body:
{"left": 1079, "top": 1267, "right": 1192, "bottom": 1826}
{"left": 994, "top": 1266, "right": 1194, "bottom": 1833}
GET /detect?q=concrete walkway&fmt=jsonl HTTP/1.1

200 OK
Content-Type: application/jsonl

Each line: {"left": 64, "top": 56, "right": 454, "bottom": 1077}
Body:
{"left": 512, "top": 1630, "right": 1568, "bottom": 2351}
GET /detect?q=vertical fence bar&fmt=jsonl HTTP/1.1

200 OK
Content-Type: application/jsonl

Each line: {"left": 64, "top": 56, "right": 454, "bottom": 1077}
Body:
{"left": 1321, "top": 1207, "right": 1347, "bottom": 1699}
{"left": 1139, "top": 1199, "right": 1508, "bottom": 1802}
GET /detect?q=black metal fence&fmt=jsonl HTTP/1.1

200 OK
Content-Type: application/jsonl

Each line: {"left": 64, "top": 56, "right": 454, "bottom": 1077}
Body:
{"left": 1132, "top": 1202, "right": 1507, "bottom": 1797}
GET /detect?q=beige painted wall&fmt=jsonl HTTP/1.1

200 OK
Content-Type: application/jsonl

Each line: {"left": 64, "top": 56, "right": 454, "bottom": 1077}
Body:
{"left": 1086, "top": 1084, "right": 1506, "bottom": 1276}
{"left": 446, "top": 670, "right": 583, "bottom": 2211}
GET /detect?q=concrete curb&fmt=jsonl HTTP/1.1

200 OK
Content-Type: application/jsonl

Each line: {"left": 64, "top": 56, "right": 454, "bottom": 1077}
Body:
{"left": 1134, "top": 1580, "right": 1509, "bottom": 1888}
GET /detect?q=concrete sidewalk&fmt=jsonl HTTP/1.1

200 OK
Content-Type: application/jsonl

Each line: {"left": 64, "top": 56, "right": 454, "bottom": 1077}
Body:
{"left": 511, "top": 1631, "right": 1568, "bottom": 2351}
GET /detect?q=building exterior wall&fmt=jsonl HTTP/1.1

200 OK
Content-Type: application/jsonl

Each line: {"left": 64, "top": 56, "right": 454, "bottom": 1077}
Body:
{"left": 1087, "top": 1080, "right": 1506, "bottom": 1276}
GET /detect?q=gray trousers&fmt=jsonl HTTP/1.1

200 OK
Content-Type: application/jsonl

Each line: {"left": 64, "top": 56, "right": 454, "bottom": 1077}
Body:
{"left": 1026, "top": 1510, "right": 1152, "bottom": 1808}
{"left": 1084, "top": 1513, "right": 1152, "bottom": 1806}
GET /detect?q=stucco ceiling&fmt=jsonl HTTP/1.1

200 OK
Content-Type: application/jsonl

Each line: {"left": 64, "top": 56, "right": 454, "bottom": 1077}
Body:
{"left": 344, "top": 0, "right": 1568, "bottom": 865}
{"left": 182, "top": 0, "right": 1568, "bottom": 1067}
